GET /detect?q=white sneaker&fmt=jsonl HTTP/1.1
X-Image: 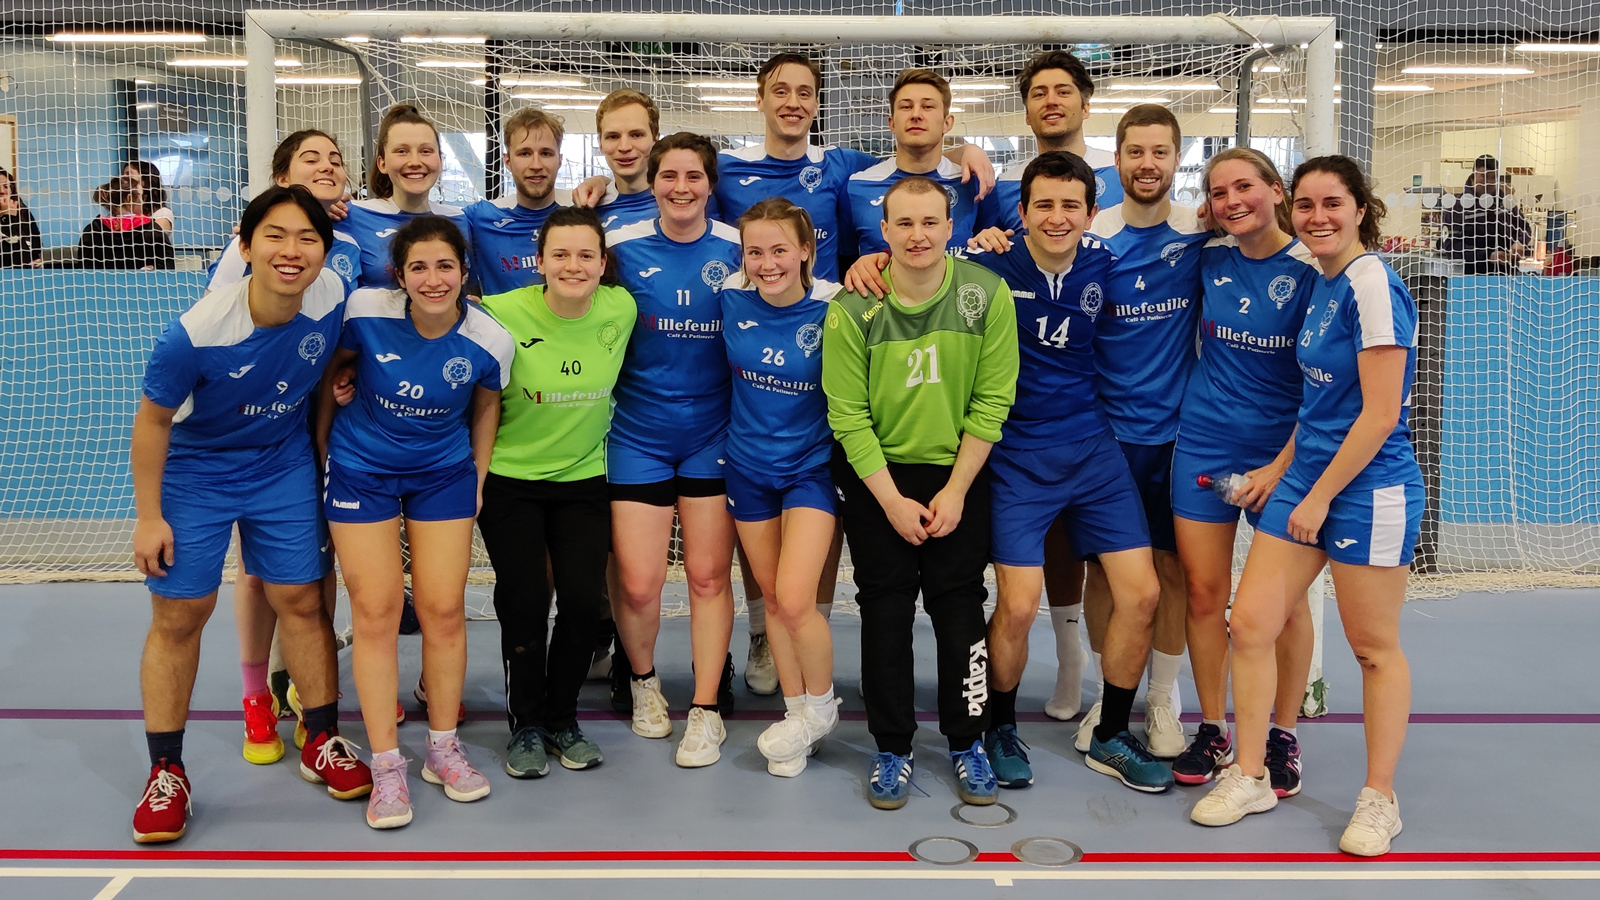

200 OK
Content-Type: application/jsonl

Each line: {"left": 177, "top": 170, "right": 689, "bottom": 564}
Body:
{"left": 1073, "top": 702, "right": 1102, "bottom": 753}
{"left": 744, "top": 634, "right": 779, "bottom": 696}
{"left": 629, "top": 675, "right": 672, "bottom": 739}
{"left": 1340, "top": 787, "right": 1402, "bottom": 856}
{"left": 675, "top": 707, "right": 727, "bottom": 767}
{"left": 1044, "top": 653, "right": 1085, "bottom": 721}
{"left": 758, "top": 697, "right": 840, "bottom": 763}
{"left": 1190, "top": 764, "right": 1278, "bottom": 826}
{"left": 1144, "top": 699, "right": 1186, "bottom": 759}
{"left": 768, "top": 754, "right": 807, "bottom": 777}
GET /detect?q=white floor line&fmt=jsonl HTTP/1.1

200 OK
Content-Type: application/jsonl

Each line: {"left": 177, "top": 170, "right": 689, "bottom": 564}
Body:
{"left": 4, "top": 866, "right": 1600, "bottom": 886}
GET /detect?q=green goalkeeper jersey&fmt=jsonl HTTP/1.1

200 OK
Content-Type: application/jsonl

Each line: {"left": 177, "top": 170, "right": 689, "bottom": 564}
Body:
{"left": 823, "top": 255, "right": 1019, "bottom": 477}
{"left": 481, "top": 283, "right": 636, "bottom": 482}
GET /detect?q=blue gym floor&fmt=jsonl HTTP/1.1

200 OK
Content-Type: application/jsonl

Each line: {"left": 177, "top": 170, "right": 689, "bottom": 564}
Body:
{"left": 2, "top": 583, "right": 1598, "bottom": 899}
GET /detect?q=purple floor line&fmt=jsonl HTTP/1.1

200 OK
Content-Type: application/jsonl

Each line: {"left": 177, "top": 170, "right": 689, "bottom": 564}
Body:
{"left": 4, "top": 708, "right": 1598, "bottom": 725}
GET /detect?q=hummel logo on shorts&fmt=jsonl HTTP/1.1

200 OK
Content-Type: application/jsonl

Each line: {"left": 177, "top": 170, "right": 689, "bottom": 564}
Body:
{"left": 332, "top": 499, "right": 360, "bottom": 510}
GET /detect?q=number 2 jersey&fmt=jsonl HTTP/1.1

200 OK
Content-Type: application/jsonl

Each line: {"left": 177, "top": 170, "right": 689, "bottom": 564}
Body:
{"left": 1179, "top": 237, "right": 1318, "bottom": 451}
{"left": 720, "top": 278, "right": 842, "bottom": 476}
{"left": 969, "top": 236, "right": 1119, "bottom": 450}
{"left": 607, "top": 218, "right": 744, "bottom": 438}
{"left": 140, "top": 270, "right": 346, "bottom": 476}
{"left": 326, "top": 288, "right": 514, "bottom": 475}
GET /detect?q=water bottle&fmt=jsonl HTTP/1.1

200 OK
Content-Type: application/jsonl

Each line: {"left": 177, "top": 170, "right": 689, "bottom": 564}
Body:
{"left": 1196, "top": 472, "right": 1250, "bottom": 506}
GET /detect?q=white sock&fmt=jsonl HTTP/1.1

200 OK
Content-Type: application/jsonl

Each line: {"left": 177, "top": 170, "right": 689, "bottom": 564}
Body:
{"left": 372, "top": 748, "right": 403, "bottom": 765}
{"left": 784, "top": 694, "right": 803, "bottom": 714}
{"left": 1273, "top": 724, "right": 1298, "bottom": 739}
{"left": 747, "top": 594, "right": 767, "bottom": 635}
{"left": 1146, "top": 649, "right": 1183, "bottom": 713}
{"left": 805, "top": 686, "right": 836, "bottom": 715}
{"left": 427, "top": 728, "right": 456, "bottom": 746}
{"left": 1044, "top": 604, "right": 1086, "bottom": 719}
{"left": 1204, "top": 717, "right": 1229, "bottom": 736}
{"left": 1093, "top": 652, "right": 1105, "bottom": 704}
{"left": 816, "top": 601, "right": 833, "bottom": 621}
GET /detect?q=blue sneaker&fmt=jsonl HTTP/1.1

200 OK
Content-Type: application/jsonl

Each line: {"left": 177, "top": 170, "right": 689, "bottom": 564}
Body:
{"left": 950, "top": 740, "right": 999, "bottom": 805}
{"left": 1087, "top": 730, "right": 1174, "bottom": 793}
{"left": 868, "top": 751, "right": 914, "bottom": 810}
{"left": 984, "top": 726, "right": 1033, "bottom": 789}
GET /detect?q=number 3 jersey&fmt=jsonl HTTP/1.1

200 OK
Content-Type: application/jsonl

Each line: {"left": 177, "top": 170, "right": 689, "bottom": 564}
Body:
{"left": 327, "top": 288, "right": 514, "bottom": 475}
{"left": 968, "top": 236, "right": 1119, "bottom": 450}
{"left": 720, "top": 278, "right": 842, "bottom": 476}
{"left": 141, "top": 270, "right": 346, "bottom": 475}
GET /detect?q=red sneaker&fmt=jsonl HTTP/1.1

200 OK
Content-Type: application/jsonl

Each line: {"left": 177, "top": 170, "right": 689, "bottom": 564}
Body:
{"left": 414, "top": 680, "right": 468, "bottom": 726}
{"left": 132, "top": 761, "right": 191, "bottom": 844}
{"left": 300, "top": 732, "right": 373, "bottom": 800}
{"left": 242, "top": 694, "right": 285, "bottom": 765}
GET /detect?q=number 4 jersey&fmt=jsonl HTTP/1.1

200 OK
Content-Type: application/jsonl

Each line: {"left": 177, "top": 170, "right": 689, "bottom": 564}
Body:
{"left": 327, "top": 289, "right": 515, "bottom": 475}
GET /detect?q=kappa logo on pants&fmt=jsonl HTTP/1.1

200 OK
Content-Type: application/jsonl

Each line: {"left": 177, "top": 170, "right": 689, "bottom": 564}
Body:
{"left": 963, "top": 640, "right": 989, "bottom": 716}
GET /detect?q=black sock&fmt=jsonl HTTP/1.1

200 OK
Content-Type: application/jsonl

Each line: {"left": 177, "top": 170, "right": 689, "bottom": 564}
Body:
{"left": 990, "top": 687, "right": 1018, "bottom": 729}
{"left": 146, "top": 729, "right": 184, "bottom": 769}
{"left": 631, "top": 667, "right": 656, "bottom": 683}
{"left": 691, "top": 702, "right": 719, "bottom": 713}
{"left": 1095, "top": 682, "right": 1137, "bottom": 743}
{"left": 302, "top": 701, "right": 339, "bottom": 739}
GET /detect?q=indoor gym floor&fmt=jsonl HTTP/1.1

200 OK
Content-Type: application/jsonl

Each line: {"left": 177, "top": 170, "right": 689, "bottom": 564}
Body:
{"left": 1, "top": 582, "right": 1597, "bottom": 899}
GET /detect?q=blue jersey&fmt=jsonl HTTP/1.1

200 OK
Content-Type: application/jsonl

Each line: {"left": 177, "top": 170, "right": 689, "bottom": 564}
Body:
{"left": 608, "top": 218, "right": 743, "bottom": 436}
{"left": 846, "top": 157, "right": 997, "bottom": 257}
{"left": 713, "top": 144, "right": 879, "bottom": 283}
{"left": 721, "top": 278, "right": 841, "bottom": 475}
{"left": 1088, "top": 204, "right": 1210, "bottom": 445}
{"left": 462, "top": 192, "right": 568, "bottom": 296}
{"left": 207, "top": 230, "right": 362, "bottom": 296}
{"left": 1292, "top": 254, "right": 1420, "bottom": 492}
{"left": 327, "top": 289, "right": 514, "bottom": 475}
{"left": 1179, "top": 238, "right": 1319, "bottom": 450}
{"left": 141, "top": 270, "right": 345, "bottom": 475}
{"left": 342, "top": 198, "right": 467, "bottom": 289}
{"left": 991, "top": 146, "right": 1121, "bottom": 235}
{"left": 971, "top": 236, "right": 1118, "bottom": 449}
{"left": 595, "top": 187, "right": 660, "bottom": 233}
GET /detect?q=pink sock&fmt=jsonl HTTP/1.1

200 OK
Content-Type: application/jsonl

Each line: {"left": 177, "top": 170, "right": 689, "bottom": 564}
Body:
{"left": 241, "top": 659, "right": 270, "bottom": 699}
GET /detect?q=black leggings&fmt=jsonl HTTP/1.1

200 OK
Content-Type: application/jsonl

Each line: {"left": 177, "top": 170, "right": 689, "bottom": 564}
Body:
{"left": 831, "top": 448, "right": 992, "bottom": 755}
{"left": 477, "top": 473, "right": 610, "bottom": 733}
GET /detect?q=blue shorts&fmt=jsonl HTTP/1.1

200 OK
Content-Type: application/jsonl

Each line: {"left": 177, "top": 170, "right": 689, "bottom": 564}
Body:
{"left": 1116, "top": 440, "right": 1178, "bottom": 553}
{"left": 725, "top": 461, "right": 837, "bottom": 522}
{"left": 606, "top": 423, "right": 727, "bottom": 485}
{"left": 147, "top": 455, "right": 330, "bottom": 600}
{"left": 1256, "top": 475, "right": 1424, "bottom": 566}
{"left": 989, "top": 432, "right": 1151, "bottom": 567}
{"left": 1170, "top": 437, "right": 1282, "bottom": 528}
{"left": 323, "top": 455, "right": 478, "bottom": 524}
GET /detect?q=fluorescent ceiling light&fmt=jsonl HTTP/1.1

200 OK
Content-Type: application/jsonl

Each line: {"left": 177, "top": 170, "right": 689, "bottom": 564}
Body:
{"left": 951, "top": 96, "right": 997, "bottom": 104}
{"left": 700, "top": 94, "right": 760, "bottom": 102}
{"left": 949, "top": 81, "right": 1009, "bottom": 91}
{"left": 513, "top": 92, "right": 604, "bottom": 101}
{"left": 686, "top": 80, "right": 758, "bottom": 89}
{"left": 1106, "top": 82, "right": 1221, "bottom": 91}
{"left": 1401, "top": 65, "right": 1533, "bottom": 75}
{"left": 277, "top": 76, "right": 362, "bottom": 85}
{"left": 1208, "top": 106, "right": 1238, "bottom": 114}
{"left": 947, "top": 106, "right": 965, "bottom": 113}
{"left": 400, "top": 36, "right": 486, "bottom": 44}
{"left": 1297, "top": 41, "right": 1344, "bottom": 49}
{"left": 1092, "top": 108, "right": 1131, "bottom": 115}
{"left": 1251, "top": 108, "right": 1294, "bottom": 115}
{"left": 167, "top": 57, "right": 301, "bottom": 68}
{"left": 1097, "top": 95, "right": 1171, "bottom": 103}
{"left": 542, "top": 104, "right": 598, "bottom": 110}
{"left": 1254, "top": 64, "right": 1283, "bottom": 73}
{"left": 1261, "top": 98, "right": 1308, "bottom": 104}
{"left": 341, "top": 36, "right": 371, "bottom": 44}
{"left": 709, "top": 106, "right": 759, "bottom": 112}
{"left": 1375, "top": 83, "right": 1433, "bottom": 92}
{"left": 51, "top": 32, "right": 206, "bottom": 43}
{"left": 417, "top": 59, "right": 487, "bottom": 69}
{"left": 1516, "top": 43, "right": 1600, "bottom": 52}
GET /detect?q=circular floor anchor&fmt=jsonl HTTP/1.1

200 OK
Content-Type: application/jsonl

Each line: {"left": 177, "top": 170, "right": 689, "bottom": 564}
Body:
{"left": 1010, "top": 837, "right": 1084, "bottom": 867}
{"left": 908, "top": 836, "right": 981, "bottom": 866}
{"left": 951, "top": 802, "right": 1018, "bottom": 828}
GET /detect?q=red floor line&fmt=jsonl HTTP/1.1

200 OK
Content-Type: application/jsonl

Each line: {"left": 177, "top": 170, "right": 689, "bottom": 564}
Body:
{"left": 3, "top": 848, "right": 1599, "bottom": 865}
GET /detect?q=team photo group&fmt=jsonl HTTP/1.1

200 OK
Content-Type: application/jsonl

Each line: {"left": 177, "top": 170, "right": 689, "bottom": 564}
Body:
{"left": 126, "top": 46, "right": 1422, "bottom": 859}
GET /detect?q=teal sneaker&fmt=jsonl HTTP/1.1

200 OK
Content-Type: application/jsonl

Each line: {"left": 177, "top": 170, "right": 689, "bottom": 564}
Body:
{"left": 950, "top": 740, "right": 999, "bottom": 805}
{"left": 545, "top": 725, "right": 604, "bottom": 771}
{"left": 868, "top": 751, "right": 914, "bottom": 810}
{"left": 1087, "top": 729, "right": 1173, "bottom": 793}
{"left": 984, "top": 725, "right": 1034, "bottom": 789}
{"left": 503, "top": 726, "right": 549, "bottom": 779}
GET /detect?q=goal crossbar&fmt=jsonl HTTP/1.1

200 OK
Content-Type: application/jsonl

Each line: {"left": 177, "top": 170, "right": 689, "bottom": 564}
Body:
{"left": 242, "top": 9, "right": 1339, "bottom": 193}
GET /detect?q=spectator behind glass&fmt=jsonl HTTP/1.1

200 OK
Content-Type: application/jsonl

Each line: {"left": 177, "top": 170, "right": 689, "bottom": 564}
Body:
{"left": 0, "top": 166, "right": 44, "bottom": 268}
{"left": 124, "top": 160, "right": 174, "bottom": 233}
{"left": 79, "top": 175, "right": 175, "bottom": 270}
{"left": 1441, "top": 154, "right": 1531, "bottom": 275}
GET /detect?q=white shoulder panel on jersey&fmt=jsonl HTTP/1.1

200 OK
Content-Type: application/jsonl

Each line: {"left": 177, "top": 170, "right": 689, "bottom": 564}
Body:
{"left": 353, "top": 198, "right": 402, "bottom": 215}
{"left": 490, "top": 195, "right": 519, "bottom": 211}
{"left": 1082, "top": 146, "right": 1116, "bottom": 169}
{"left": 460, "top": 304, "right": 518, "bottom": 387}
{"left": 935, "top": 158, "right": 963, "bottom": 179}
{"left": 1168, "top": 204, "right": 1205, "bottom": 234}
{"left": 1081, "top": 234, "right": 1105, "bottom": 250}
{"left": 345, "top": 287, "right": 407, "bottom": 321}
{"left": 708, "top": 220, "right": 742, "bottom": 244}
{"left": 723, "top": 271, "right": 751, "bottom": 291}
{"left": 1346, "top": 254, "right": 1400, "bottom": 348}
{"left": 806, "top": 145, "right": 828, "bottom": 163}
{"left": 1288, "top": 240, "right": 1321, "bottom": 271}
{"left": 607, "top": 218, "right": 658, "bottom": 245}
{"left": 850, "top": 158, "right": 898, "bottom": 183}
{"left": 1087, "top": 203, "right": 1127, "bottom": 240}
{"left": 724, "top": 144, "right": 768, "bottom": 162}
{"left": 998, "top": 160, "right": 1026, "bottom": 183}
{"left": 428, "top": 201, "right": 466, "bottom": 217}
{"left": 1204, "top": 235, "right": 1237, "bottom": 250}
{"left": 553, "top": 188, "right": 573, "bottom": 206}
{"left": 179, "top": 278, "right": 255, "bottom": 348}
{"left": 207, "top": 236, "right": 248, "bottom": 290}
{"left": 811, "top": 279, "right": 843, "bottom": 303}
{"left": 331, "top": 228, "right": 358, "bottom": 247}
{"left": 299, "top": 270, "right": 347, "bottom": 321}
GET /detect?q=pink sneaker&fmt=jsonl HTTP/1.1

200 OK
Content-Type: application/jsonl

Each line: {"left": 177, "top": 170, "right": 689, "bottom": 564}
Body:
{"left": 365, "top": 754, "right": 413, "bottom": 829}
{"left": 422, "top": 734, "right": 490, "bottom": 802}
